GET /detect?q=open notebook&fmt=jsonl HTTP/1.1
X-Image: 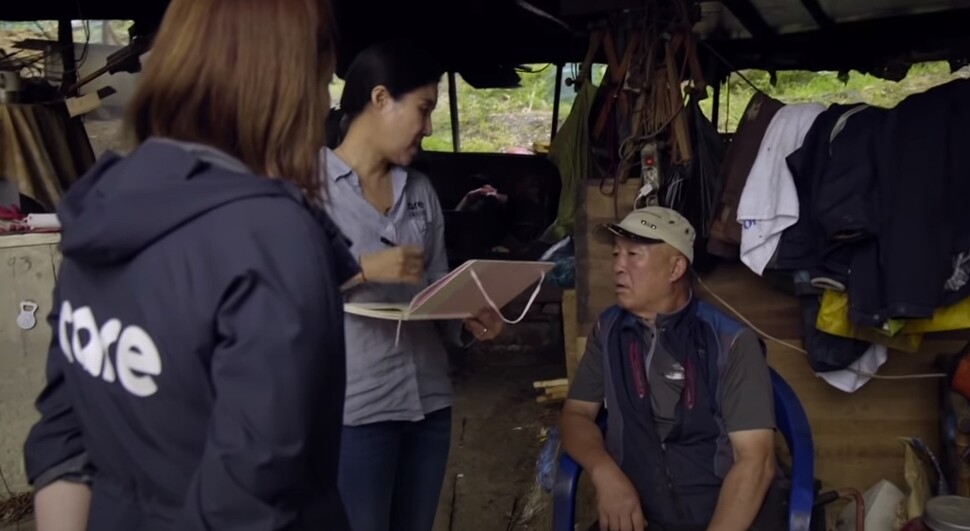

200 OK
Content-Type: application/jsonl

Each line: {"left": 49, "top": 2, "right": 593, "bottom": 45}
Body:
{"left": 344, "top": 259, "right": 554, "bottom": 323}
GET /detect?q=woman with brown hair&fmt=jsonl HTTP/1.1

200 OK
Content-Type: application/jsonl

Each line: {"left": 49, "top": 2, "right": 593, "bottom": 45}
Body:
{"left": 22, "top": 0, "right": 355, "bottom": 529}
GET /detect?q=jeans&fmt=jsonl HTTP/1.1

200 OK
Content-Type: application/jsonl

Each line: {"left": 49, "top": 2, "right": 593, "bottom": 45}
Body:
{"left": 338, "top": 407, "right": 452, "bottom": 531}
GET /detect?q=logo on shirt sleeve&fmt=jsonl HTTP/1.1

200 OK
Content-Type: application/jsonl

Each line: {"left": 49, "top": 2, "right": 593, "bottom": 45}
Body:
{"left": 58, "top": 300, "right": 162, "bottom": 398}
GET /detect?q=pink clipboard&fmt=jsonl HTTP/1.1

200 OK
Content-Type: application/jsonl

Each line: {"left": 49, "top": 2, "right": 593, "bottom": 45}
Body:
{"left": 344, "top": 259, "right": 554, "bottom": 322}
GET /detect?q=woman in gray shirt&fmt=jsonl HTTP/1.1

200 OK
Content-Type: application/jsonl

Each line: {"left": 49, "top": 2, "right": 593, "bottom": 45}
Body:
{"left": 323, "top": 41, "right": 503, "bottom": 531}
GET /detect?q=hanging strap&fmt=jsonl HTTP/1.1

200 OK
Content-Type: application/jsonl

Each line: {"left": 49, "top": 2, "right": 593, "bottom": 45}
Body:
{"left": 391, "top": 267, "right": 547, "bottom": 348}
{"left": 469, "top": 267, "right": 546, "bottom": 325}
{"left": 394, "top": 318, "right": 404, "bottom": 349}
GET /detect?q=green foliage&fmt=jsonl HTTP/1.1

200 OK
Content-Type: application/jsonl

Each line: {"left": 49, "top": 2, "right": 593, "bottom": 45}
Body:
{"left": 424, "top": 64, "right": 609, "bottom": 153}
{"left": 329, "top": 64, "right": 607, "bottom": 153}
{"left": 418, "top": 61, "right": 963, "bottom": 152}
{"left": 0, "top": 20, "right": 132, "bottom": 49}
{"left": 699, "top": 62, "right": 963, "bottom": 132}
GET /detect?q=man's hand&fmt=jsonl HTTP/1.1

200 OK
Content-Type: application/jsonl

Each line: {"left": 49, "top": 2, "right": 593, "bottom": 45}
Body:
{"left": 560, "top": 398, "right": 644, "bottom": 530}
{"left": 590, "top": 463, "right": 647, "bottom": 531}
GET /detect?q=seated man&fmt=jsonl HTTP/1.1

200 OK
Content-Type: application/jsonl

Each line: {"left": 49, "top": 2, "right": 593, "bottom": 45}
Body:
{"left": 560, "top": 206, "right": 785, "bottom": 531}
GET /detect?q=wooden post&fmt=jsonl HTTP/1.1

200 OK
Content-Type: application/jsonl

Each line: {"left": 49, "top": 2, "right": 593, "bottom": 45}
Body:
{"left": 448, "top": 71, "right": 460, "bottom": 153}
{"left": 562, "top": 289, "right": 579, "bottom": 380}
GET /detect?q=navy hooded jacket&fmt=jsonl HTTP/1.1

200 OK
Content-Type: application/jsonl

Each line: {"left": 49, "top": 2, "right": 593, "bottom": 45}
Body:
{"left": 23, "top": 139, "right": 357, "bottom": 530}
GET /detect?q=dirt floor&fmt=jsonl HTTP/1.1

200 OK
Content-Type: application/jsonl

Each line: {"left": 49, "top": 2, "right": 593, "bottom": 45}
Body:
{"left": 433, "top": 314, "right": 568, "bottom": 531}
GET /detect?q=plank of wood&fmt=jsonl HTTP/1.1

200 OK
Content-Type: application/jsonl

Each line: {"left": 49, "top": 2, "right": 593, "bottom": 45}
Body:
{"left": 537, "top": 394, "right": 567, "bottom": 404}
{"left": 694, "top": 262, "right": 803, "bottom": 339}
{"left": 533, "top": 378, "right": 569, "bottom": 389}
{"left": 593, "top": 30, "right": 642, "bottom": 139}
{"left": 583, "top": 180, "right": 641, "bottom": 221}
{"left": 664, "top": 35, "right": 692, "bottom": 163}
{"left": 576, "top": 180, "right": 640, "bottom": 332}
{"left": 0, "top": 233, "right": 60, "bottom": 249}
{"left": 562, "top": 289, "right": 579, "bottom": 380}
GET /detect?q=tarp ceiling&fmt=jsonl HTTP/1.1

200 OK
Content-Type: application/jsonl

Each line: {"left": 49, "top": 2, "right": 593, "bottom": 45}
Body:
{"left": 3, "top": 0, "right": 970, "bottom": 82}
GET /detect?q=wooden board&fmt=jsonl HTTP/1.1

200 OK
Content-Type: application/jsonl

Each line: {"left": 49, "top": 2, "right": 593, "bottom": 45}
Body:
{"left": 696, "top": 263, "right": 963, "bottom": 492}
{"left": 562, "top": 289, "right": 579, "bottom": 380}
{"left": 767, "top": 339, "right": 955, "bottom": 491}
{"left": 575, "top": 179, "right": 641, "bottom": 336}
{"left": 0, "top": 233, "right": 60, "bottom": 250}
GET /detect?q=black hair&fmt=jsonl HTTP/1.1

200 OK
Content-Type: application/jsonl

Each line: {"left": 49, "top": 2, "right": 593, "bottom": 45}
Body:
{"left": 332, "top": 40, "right": 445, "bottom": 145}
{"left": 325, "top": 107, "right": 345, "bottom": 149}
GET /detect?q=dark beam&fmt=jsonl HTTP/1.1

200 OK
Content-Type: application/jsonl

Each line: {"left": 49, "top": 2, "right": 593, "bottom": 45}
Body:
{"left": 799, "top": 0, "right": 835, "bottom": 28}
{"left": 559, "top": 0, "right": 641, "bottom": 17}
{"left": 334, "top": 0, "right": 585, "bottom": 79}
{"left": 719, "top": 0, "right": 775, "bottom": 40}
{"left": 2, "top": 1, "right": 169, "bottom": 24}
{"left": 703, "top": 6, "right": 970, "bottom": 76}
{"left": 57, "top": 19, "right": 78, "bottom": 94}
{"left": 448, "top": 72, "right": 461, "bottom": 152}
{"left": 712, "top": 80, "right": 721, "bottom": 131}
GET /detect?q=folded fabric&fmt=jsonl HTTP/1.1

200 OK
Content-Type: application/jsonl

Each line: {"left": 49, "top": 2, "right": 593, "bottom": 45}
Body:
{"left": 738, "top": 103, "right": 826, "bottom": 275}
{"left": 816, "top": 344, "right": 888, "bottom": 393}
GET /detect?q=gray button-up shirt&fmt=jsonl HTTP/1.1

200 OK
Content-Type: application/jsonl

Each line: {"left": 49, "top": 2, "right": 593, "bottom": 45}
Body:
{"left": 322, "top": 148, "right": 455, "bottom": 426}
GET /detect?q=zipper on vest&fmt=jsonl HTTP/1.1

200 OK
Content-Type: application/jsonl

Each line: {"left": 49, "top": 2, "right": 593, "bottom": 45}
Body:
{"left": 656, "top": 324, "right": 690, "bottom": 520}
{"left": 660, "top": 443, "right": 690, "bottom": 519}
{"left": 643, "top": 323, "right": 657, "bottom": 387}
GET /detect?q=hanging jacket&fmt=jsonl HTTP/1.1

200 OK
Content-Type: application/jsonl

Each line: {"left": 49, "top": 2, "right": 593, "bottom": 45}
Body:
{"left": 707, "top": 93, "right": 784, "bottom": 259}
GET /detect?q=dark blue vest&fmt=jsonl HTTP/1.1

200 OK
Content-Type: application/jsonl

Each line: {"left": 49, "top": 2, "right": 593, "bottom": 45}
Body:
{"left": 600, "top": 297, "right": 755, "bottom": 528}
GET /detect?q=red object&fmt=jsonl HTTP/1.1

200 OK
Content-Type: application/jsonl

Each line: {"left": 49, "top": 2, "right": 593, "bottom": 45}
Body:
{"left": 953, "top": 353, "right": 970, "bottom": 400}
{"left": 900, "top": 518, "right": 930, "bottom": 531}
{"left": 0, "top": 204, "right": 24, "bottom": 221}
{"left": 644, "top": 157, "right": 655, "bottom": 166}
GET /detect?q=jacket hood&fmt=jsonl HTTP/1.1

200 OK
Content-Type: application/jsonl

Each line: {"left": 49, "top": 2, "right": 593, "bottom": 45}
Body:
{"left": 58, "top": 139, "right": 304, "bottom": 265}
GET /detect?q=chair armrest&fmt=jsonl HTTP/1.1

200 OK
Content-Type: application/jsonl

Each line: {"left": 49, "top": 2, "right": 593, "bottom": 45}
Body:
{"left": 553, "top": 451, "right": 582, "bottom": 531}
{"left": 770, "top": 368, "right": 815, "bottom": 531}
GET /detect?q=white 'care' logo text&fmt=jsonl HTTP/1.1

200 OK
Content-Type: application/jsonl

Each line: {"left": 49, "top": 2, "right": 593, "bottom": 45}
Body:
{"left": 58, "top": 301, "right": 162, "bottom": 397}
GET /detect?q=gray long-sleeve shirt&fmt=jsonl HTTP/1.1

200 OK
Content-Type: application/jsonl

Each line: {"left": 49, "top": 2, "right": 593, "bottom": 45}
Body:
{"left": 322, "top": 148, "right": 454, "bottom": 426}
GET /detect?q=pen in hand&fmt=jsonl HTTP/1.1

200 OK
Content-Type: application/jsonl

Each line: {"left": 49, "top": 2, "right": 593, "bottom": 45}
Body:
{"left": 362, "top": 235, "right": 424, "bottom": 285}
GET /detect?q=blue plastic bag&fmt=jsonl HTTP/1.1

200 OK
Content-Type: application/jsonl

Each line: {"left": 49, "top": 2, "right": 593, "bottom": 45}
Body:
{"left": 536, "top": 426, "right": 561, "bottom": 492}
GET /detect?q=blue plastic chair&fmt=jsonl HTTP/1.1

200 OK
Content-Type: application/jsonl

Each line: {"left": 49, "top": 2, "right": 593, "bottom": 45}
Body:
{"left": 552, "top": 368, "right": 816, "bottom": 531}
